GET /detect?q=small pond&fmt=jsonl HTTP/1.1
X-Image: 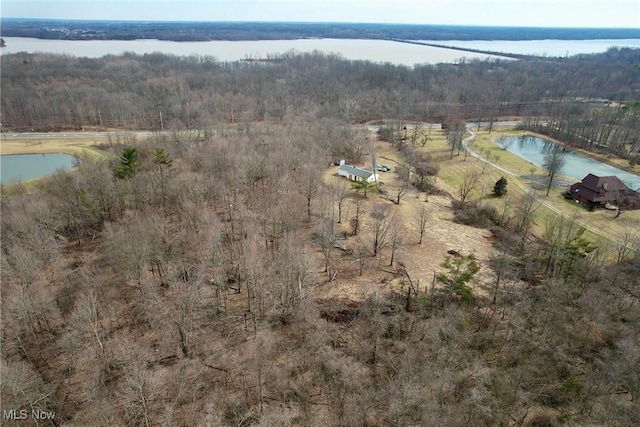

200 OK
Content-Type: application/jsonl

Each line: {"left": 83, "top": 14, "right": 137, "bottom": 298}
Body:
{"left": 1, "top": 153, "right": 77, "bottom": 184}
{"left": 496, "top": 135, "right": 640, "bottom": 190}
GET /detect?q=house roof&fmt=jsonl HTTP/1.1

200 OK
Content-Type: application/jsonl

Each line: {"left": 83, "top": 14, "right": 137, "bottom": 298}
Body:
{"left": 572, "top": 173, "right": 632, "bottom": 203}
{"left": 581, "top": 173, "right": 628, "bottom": 192}
{"left": 338, "top": 164, "right": 373, "bottom": 179}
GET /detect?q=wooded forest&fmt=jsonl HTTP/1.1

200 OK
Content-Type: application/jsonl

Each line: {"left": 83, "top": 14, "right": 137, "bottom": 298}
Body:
{"left": 3, "top": 19, "right": 639, "bottom": 42}
{"left": 1, "top": 47, "right": 640, "bottom": 426}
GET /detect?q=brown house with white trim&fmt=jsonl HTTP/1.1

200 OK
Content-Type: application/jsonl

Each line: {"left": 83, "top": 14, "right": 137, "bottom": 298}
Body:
{"left": 567, "top": 173, "right": 640, "bottom": 210}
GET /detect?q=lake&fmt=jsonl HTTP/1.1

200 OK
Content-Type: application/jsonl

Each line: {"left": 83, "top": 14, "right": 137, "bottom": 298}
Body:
{"left": 497, "top": 135, "right": 640, "bottom": 190}
{"left": 0, "top": 37, "right": 510, "bottom": 65}
{"left": 3, "top": 37, "right": 637, "bottom": 66}
{"left": 422, "top": 39, "right": 640, "bottom": 57}
{"left": 1, "top": 153, "right": 77, "bottom": 184}
{"left": 2, "top": 36, "right": 637, "bottom": 66}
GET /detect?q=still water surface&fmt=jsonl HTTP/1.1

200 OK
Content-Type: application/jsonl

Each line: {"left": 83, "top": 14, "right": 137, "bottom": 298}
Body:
{"left": 497, "top": 135, "right": 640, "bottom": 190}
{"left": 3, "top": 37, "right": 637, "bottom": 65}
{"left": 1, "top": 153, "right": 77, "bottom": 184}
{"left": 424, "top": 39, "right": 640, "bottom": 57}
{"left": 0, "top": 37, "right": 550, "bottom": 65}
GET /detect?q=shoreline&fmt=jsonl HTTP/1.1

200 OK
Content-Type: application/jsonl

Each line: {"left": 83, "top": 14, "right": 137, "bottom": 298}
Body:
{"left": 0, "top": 134, "right": 113, "bottom": 158}
{"left": 526, "top": 131, "right": 640, "bottom": 178}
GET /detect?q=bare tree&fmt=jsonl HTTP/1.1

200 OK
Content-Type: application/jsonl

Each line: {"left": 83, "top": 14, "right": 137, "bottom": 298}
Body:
{"left": 415, "top": 205, "right": 430, "bottom": 245}
{"left": 614, "top": 228, "right": 639, "bottom": 266}
{"left": 490, "top": 250, "right": 511, "bottom": 304}
{"left": 370, "top": 205, "right": 395, "bottom": 257}
{"left": 159, "top": 272, "right": 202, "bottom": 359}
{"left": 611, "top": 228, "right": 640, "bottom": 285}
{"left": 70, "top": 287, "right": 107, "bottom": 363}
{"left": 413, "top": 156, "right": 439, "bottom": 194}
{"left": 0, "top": 360, "right": 56, "bottom": 424}
{"left": 445, "top": 119, "right": 466, "bottom": 159}
{"left": 409, "top": 125, "right": 420, "bottom": 147}
{"left": 388, "top": 221, "right": 405, "bottom": 267}
{"left": 394, "top": 162, "right": 411, "bottom": 204}
{"left": 152, "top": 147, "right": 173, "bottom": 216}
{"left": 121, "top": 360, "right": 156, "bottom": 427}
{"left": 543, "top": 143, "right": 566, "bottom": 196}
{"left": 513, "top": 191, "right": 542, "bottom": 242}
{"left": 298, "top": 164, "right": 321, "bottom": 218}
{"left": 262, "top": 235, "right": 312, "bottom": 315}
{"left": 313, "top": 217, "right": 337, "bottom": 279}
{"left": 1, "top": 198, "right": 61, "bottom": 336}
{"left": 350, "top": 197, "right": 365, "bottom": 236}
{"left": 104, "top": 214, "right": 164, "bottom": 290}
{"left": 458, "top": 170, "right": 480, "bottom": 204}
{"left": 332, "top": 178, "right": 352, "bottom": 224}
{"left": 353, "top": 236, "right": 370, "bottom": 276}
{"left": 610, "top": 184, "right": 639, "bottom": 218}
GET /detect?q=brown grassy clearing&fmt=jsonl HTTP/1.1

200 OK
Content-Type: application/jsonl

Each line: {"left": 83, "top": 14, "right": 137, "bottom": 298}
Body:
{"left": 1, "top": 136, "right": 112, "bottom": 158}
{"left": 317, "top": 125, "right": 639, "bottom": 304}
{"left": 318, "top": 137, "right": 498, "bottom": 303}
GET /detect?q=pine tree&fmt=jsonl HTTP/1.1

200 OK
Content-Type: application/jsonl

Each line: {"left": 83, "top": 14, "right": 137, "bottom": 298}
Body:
{"left": 114, "top": 146, "right": 140, "bottom": 179}
{"left": 493, "top": 176, "right": 508, "bottom": 197}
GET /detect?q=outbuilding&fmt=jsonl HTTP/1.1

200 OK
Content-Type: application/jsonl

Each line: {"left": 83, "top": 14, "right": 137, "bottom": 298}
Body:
{"left": 337, "top": 160, "right": 379, "bottom": 183}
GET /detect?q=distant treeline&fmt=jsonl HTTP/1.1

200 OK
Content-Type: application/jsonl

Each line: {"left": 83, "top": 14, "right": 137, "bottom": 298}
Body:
{"left": 2, "top": 18, "right": 640, "bottom": 42}
{"left": 2, "top": 46, "right": 639, "bottom": 134}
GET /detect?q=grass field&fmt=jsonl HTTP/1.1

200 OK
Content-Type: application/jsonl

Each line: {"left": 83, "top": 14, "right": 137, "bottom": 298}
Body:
{"left": 1, "top": 134, "right": 119, "bottom": 191}
{"left": 418, "top": 126, "right": 640, "bottom": 250}
{"left": 0, "top": 136, "right": 112, "bottom": 158}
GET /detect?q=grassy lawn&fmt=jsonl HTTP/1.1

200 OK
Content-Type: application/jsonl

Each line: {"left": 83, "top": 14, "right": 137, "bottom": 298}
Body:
{"left": 418, "top": 126, "right": 640, "bottom": 249}
{"left": 1, "top": 134, "right": 122, "bottom": 192}
{"left": 1, "top": 136, "right": 113, "bottom": 159}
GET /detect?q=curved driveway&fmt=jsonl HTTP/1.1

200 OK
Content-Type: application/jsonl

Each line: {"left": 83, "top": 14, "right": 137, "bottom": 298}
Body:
{"left": 461, "top": 127, "right": 625, "bottom": 245}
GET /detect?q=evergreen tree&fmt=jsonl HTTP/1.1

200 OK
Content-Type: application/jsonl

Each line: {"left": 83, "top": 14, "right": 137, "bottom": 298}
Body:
{"left": 493, "top": 176, "right": 508, "bottom": 197}
{"left": 114, "top": 146, "right": 140, "bottom": 179}
{"left": 437, "top": 254, "right": 480, "bottom": 303}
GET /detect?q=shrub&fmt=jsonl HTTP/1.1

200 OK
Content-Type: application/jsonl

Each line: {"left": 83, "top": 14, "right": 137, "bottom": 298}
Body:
{"left": 452, "top": 201, "right": 498, "bottom": 228}
{"left": 489, "top": 225, "right": 526, "bottom": 255}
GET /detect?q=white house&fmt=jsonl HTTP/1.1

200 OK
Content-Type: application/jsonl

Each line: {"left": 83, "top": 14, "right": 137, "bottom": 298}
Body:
{"left": 337, "top": 160, "right": 379, "bottom": 183}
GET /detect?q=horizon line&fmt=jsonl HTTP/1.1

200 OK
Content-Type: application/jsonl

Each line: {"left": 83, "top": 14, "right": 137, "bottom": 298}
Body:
{"left": 1, "top": 17, "right": 639, "bottom": 31}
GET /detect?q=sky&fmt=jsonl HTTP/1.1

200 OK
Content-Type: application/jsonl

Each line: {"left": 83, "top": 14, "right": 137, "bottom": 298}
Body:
{"left": 1, "top": 0, "right": 639, "bottom": 28}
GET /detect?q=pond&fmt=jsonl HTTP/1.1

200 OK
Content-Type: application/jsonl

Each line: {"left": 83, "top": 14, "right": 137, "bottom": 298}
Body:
{"left": 1, "top": 153, "right": 77, "bottom": 184}
{"left": 496, "top": 135, "right": 640, "bottom": 190}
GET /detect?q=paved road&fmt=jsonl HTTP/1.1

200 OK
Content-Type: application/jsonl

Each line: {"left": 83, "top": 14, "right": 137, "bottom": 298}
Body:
{"left": 361, "top": 121, "right": 522, "bottom": 133}
{"left": 2, "top": 130, "right": 156, "bottom": 140}
{"left": 2, "top": 121, "right": 524, "bottom": 141}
